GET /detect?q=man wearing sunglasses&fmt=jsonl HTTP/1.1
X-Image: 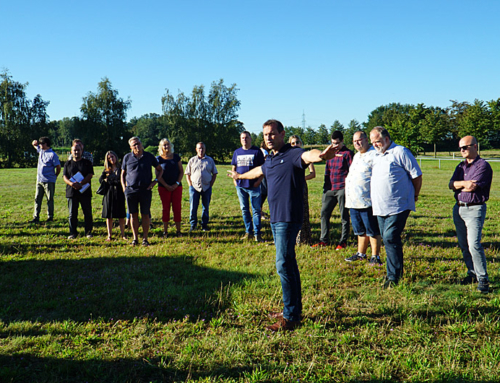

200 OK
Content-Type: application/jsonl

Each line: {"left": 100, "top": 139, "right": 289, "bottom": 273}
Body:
{"left": 449, "top": 136, "right": 492, "bottom": 293}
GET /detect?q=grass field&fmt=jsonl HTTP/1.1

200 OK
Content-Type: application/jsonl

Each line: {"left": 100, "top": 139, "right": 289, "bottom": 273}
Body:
{"left": 1, "top": 159, "right": 500, "bottom": 382}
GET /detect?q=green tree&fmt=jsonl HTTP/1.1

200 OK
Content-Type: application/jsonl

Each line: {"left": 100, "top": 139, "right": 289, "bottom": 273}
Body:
{"left": 330, "top": 120, "right": 344, "bottom": 137}
{"left": 162, "top": 79, "right": 242, "bottom": 161}
{"left": 456, "top": 99, "right": 492, "bottom": 147}
{"left": 315, "top": 124, "right": 330, "bottom": 145}
{"left": 0, "top": 71, "right": 50, "bottom": 167}
{"left": 79, "top": 77, "right": 131, "bottom": 162}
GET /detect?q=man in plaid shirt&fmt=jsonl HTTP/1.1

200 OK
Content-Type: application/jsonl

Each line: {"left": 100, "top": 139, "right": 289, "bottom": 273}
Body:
{"left": 312, "top": 131, "right": 353, "bottom": 250}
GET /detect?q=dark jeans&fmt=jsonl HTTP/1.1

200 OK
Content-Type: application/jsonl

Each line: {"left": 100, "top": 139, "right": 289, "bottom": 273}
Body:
{"left": 377, "top": 210, "right": 410, "bottom": 282}
{"left": 67, "top": 194, "right": 93, "bottom": 236}
{"left": 320, "top": 189, "right": 350, "bottom": 244}
{"left": 271, "top": 222, "right": 302, "bottom": 322}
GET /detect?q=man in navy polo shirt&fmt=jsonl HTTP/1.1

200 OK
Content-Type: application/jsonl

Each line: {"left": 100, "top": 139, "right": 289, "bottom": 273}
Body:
{"left": 228, "top": 119, "right": 338, "bottom": 331}
{"left": 231, "top": 131, "right": 265, "bottom": 242}
{"left": 121, "top": 137, "right": 163, "bottom": 247}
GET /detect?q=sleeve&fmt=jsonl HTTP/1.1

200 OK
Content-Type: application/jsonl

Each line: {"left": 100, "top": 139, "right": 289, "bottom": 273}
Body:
{"left": 63, "top": 161, "right": 70, "bottom": 179}
{"left": 231, "top": 151, "right": 238, "bottom": 167}
{"left": 346, "top": 150, "right": 354, "bottom": 168}
{"left": 473, "top": 162, "right": 493, "bottom": 190}
{"left": 88, "top": 161, "right": 94, "bottom": 175}
{"left": 184, "top": 158, "right": 192, "bottom": 175}
{"left": 212, "top": 158, "right": 218, "bottom": 174}
{"left": 53, "top": 153, "right": 60, "bottom": 166}
{"left": 151, "top": 153, "right": 159, "bottom": 167}
{"left": 122, "top": 155, "right": 128, "bottom": 172}
{"left": 450, "top": 164, "right": 463, "bottom": 182}
{"left": 401, "top": 148, "right": 422, "bottom": 179}
{"left": 99, "top": 170, "right": 106, "bottom": 184}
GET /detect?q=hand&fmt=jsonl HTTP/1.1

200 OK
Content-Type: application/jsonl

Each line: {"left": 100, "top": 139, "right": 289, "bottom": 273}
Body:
{"left": 227, "top": 170, "right": 239, "bottom": 180}
{"left": 147, "top": 182, "right": 155, "bottom": 190}
{"left": 318, "top": 144, "right": 338, "bottom": 161}
{"left": 32, "top": 140, "right": 39, "bottom": 147}
{"left": 72, "top": 182, "right": 82, "bottom": 190}
{"left": 462, "top": 180, "right": 478, "bottom": 192}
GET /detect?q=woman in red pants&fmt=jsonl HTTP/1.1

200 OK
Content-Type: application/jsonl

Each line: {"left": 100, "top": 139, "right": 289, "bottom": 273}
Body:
{"left": 156, "top": 138, "right": 184, "bottom": 237}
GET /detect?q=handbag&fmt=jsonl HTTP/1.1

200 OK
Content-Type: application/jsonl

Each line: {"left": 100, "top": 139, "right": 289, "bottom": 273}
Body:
{"left": 96, "top": 181, "right": 109, "bottom": 195}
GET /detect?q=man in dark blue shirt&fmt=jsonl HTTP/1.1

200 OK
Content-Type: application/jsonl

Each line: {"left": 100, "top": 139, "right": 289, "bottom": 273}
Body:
{"left": 121, "top": 137, "right": 163, "bottom": 247}
{"left": 231, "top": 131, "right": 265, "bottom": 242}
{"left": 228, "top": 119, "right": 337, "bottom": 331}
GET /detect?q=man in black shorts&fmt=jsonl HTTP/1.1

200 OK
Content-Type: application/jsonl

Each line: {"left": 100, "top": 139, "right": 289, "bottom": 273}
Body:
{"left": 121, "top": 137, "right": 163, "bottom": 246}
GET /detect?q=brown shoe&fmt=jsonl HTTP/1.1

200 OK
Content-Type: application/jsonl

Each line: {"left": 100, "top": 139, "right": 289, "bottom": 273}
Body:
{"left": 268, "top": 311, "right": 283, "bottom": 319}
{"left": 266, "top": 318, "right": 300, "bottom": 332}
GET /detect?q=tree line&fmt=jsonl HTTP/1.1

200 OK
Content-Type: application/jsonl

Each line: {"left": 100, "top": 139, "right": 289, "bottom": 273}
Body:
{"left": 2, "top": 70, "right": 500, "bottom": 167}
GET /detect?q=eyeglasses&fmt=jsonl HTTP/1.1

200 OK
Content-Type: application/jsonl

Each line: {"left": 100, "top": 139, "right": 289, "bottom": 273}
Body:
{"left": 459, "top": 144, "right": 473, "bottom": 151}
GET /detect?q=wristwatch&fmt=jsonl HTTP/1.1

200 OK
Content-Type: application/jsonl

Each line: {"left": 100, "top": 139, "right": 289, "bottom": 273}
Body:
{"left": 154, "top": 178, "right": 158, "bottom": 182}
{"left": 176, "top": 181, "right": 181, "bottom": 186}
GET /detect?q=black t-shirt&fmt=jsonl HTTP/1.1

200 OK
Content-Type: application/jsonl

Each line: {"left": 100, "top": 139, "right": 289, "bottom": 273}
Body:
{"left": 157, "top": 153, "right": 182, "bottom": 187}
{"left": 122, "top": 151, "right": 159, "bottom": 193}
{"left": 63, "top": 159, "right": 94, "bottom": 198}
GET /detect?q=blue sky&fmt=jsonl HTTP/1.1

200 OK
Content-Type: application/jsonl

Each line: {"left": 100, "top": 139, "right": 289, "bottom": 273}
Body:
{"left": 3, "top": 0, "right": 499, "bottom": 134}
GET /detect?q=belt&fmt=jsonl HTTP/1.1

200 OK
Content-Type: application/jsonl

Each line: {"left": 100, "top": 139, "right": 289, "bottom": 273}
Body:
{"left": 458, "top": 202, "right": 485, "bottom": 207}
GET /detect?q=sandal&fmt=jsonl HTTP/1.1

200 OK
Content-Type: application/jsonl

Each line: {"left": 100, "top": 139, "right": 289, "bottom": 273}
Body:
{"left": 130, "top": 239, "right": 139, "bottom": 246}
{"left": 142, "top": 239, "right": 150, "bottom": 247}
{"left": 106, "top": 237, "right": 112, "bottom": 242}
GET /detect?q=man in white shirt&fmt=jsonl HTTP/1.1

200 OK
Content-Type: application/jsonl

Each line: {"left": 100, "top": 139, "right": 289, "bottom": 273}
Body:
{"left": 344, "top": 131, "right": 382, "bottom": 265}
{"left": 185, "top": 142, "right": 218, "bottom": 232}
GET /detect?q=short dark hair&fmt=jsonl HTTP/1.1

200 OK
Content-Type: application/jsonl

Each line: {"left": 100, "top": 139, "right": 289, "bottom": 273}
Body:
{"left": 241, "top": 131, "right": 251, "bottom": 137}
{"left": 331, "top": 131, "right": 344, "bottom": 141}
{"left": 263, "top": 119, "right": 284, "bottom": 133}
{"left": 72, "top": 138, "right": 83, "bottom": 147}
{"left": 39, "top": 137, "right": 51, "bottom": 147}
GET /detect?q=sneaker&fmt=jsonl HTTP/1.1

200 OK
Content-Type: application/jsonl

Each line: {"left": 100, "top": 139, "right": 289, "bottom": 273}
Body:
{"left": 345, "top": 253, "right": 366, "bottom": 262}
{"left": 335, "top": 242, "right": 347, "bottom": 251}
{"left": 86, "top": 234, "right": 93, "bottom": 239}
{"left": 142, "top": 239, "right": 150, "bottom": 247}
{"left": 202, "top": 226, "right": 210, "bottom": 232}
{"left": 29, "top": 218, "right": 40, "bottom": 224}
{"left": 130, "top": 239, "right": 139, "bottom": 246}
{"left": 241, "top": 233, "right": 251, "bottom": 241}
{"left": 67, "top": 234, "right": 77, "bottom": 240}
{"left": 311, "top": 241, "right": 328, "bottom": 248}
{"left": 460, "top": 274, "right": 477, "bottom": 285}
{"left": 383, "top": 278, "right": 397, "bottom": 289}
{"left": 163, "top": 231, "right": 168, "bottom": 239}
{"left": 477, "top": 278, "right": 490, "bottom": 293}
{"left": 255, "top": 234, "right": 265, "bottom": 243}
{"left": 46, "top": 217, "right": 54, "bottom": 222}
{"left": 176, "top": 231, "right": 182, "bottom": 238}
{"left": 189, "top": 226, "right": 197, "bottom": 233}
{"left": 369, "top": 255, "right": 383, "bottom": 265}
{"left": 266, "top": 318, "right": 300, "bottom": 332}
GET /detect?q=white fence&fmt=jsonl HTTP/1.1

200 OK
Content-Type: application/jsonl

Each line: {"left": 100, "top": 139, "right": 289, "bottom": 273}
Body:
{"left": 417, "top": 156, "right": 500, "bottom": 169}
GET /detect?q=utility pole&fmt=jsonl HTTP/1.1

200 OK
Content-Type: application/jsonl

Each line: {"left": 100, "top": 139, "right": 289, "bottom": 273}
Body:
{"left": 302, "top": 110, "right": 306, "bottom": 130}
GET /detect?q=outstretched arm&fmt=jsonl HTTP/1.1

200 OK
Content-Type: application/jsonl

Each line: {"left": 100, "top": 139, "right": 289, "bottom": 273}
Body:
{"left": 227, "top": 166, "right": 263, "bottom": 181}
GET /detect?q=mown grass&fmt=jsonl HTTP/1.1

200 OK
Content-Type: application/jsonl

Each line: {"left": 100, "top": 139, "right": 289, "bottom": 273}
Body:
{"left": 1, "top": 159, "right": 500, "bottom": 382}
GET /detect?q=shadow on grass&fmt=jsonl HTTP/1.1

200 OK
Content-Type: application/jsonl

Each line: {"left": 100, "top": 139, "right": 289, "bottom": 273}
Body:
{"left": 1, "top": 353, "right": 497, "bottom": 383}
{"left": 0, "top": 255, "right": 255, "bottom": 324}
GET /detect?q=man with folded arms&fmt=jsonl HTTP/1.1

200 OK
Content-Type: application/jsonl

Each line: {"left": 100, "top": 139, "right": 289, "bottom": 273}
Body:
{"left": 228, "top": 119, "right": 338, "bottom": 331}
{"left": 449, "top": 136, "right": 492, "bottom": 293}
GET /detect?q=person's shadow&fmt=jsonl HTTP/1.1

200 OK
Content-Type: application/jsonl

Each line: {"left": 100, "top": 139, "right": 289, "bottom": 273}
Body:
{"left": 0, "top": 254, "right": 254, "bottom": 324}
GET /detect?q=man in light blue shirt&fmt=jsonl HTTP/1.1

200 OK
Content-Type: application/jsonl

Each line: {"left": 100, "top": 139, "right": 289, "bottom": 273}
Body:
{"left": 30, "top": 137, "right": 61, "bottom": 223}
{"left": 370, "top": 127, "right": 422, "bottom": 288}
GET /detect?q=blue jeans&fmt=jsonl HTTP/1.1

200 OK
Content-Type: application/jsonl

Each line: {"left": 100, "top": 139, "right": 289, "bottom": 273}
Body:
{"left": 377, "top": 210, "right": 410, "bottom": 283}
{"left": 189, "top": 186, "right": 212, "bottom": 228}
{"left": 236, "top": 186, "right": 262, "bottom": 236}
{"left": 271, "top": 222, "right": 302, "bottom": 322}
{"left": 453, "top": 204, "right": 488, "bottom": 280}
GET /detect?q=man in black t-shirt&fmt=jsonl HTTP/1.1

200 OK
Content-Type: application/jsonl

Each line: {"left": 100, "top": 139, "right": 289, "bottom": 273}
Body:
{"left": 63, "top": 143, "right": 94, "bottom": 239}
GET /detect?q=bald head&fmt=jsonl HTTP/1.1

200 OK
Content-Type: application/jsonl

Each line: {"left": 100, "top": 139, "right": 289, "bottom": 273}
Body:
{"left": 459, "top": 135, "right": 478, "bottom": 162}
